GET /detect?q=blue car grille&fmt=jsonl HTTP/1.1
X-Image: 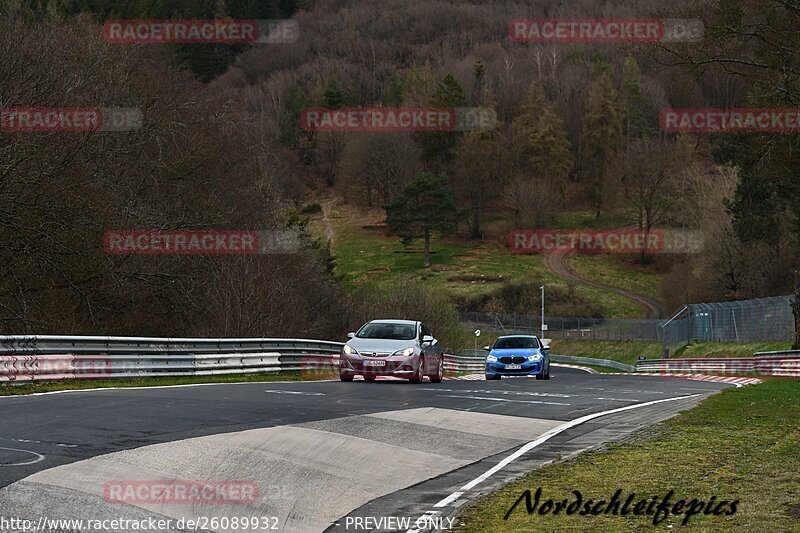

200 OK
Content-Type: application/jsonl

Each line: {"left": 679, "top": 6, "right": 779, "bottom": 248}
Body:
{"left": 500, "top": 356, "right": 526, "bottom": 364}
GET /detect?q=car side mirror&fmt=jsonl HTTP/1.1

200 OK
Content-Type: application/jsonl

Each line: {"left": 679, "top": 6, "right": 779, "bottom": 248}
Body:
{"left": 422, "top": 335, "right": 434, "bottom": 345}
{"left": 483, "top": 345, "right": 492, "bottom": 351}
{"left": 347, "top": 332, "right": 355, "bottom": 339}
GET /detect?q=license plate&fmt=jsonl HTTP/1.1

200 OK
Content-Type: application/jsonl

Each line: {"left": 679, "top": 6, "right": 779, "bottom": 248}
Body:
{"left": 363, "top": 360, "right": 386, "bottom": 367}
{"left": 505, "top": 364, "right": 522, "bottom": 370}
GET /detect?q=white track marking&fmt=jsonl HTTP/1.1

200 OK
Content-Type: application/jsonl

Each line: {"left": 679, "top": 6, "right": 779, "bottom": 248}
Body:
{"left": 550, "top": 363, "right": 597, "bottom": 373}
{"left": 264, "top": 389, "right": 325, "bottom": 396}
{"left": 0, "top": 447, "right": 45, "bottom": 467}
{"left": 433, "top": 491, "right": 464, "bottom": 508}
{"left": 405, "top": 393, "right": 701, "bottom": 532}
{"left": 440, "top": 395, "right": 570, "bottom": 406}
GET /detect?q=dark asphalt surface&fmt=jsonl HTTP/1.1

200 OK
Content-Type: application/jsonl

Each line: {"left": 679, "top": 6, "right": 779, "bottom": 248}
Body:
{"left": 0, "top": 367, "right": 730, "bottom": 493}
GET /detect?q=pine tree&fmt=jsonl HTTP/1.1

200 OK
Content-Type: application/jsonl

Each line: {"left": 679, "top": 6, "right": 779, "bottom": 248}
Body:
{"left": 619, "top": 57, "right": 650, "bottom": 141}
{"left": 582, "top": 70, "right": 621, "bottom": 222}
{"left": 528, "top": 103, "right": 572, "bottom": 186}
{"left": 385, "top": 173, "right": 460, "bottom": 267}
{"left": 416, "top": 74, "right": 468, "bottom": 163}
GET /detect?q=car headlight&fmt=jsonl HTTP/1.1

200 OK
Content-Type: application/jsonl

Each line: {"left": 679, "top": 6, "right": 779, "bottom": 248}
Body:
{"left": 486, "top": 355, "right": 498, "bottom": 362}
{"left": 392, "top": 347, "right": 415, "bottom": 357}
{"left": 343, "top": 345, "right": 358, "bottom": 356}
{"left": 527, "top": 354, "right": 542, "bottom": 362}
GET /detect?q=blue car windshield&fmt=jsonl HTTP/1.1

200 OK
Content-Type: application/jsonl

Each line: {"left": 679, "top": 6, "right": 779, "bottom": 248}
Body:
{"left": 357, "top": 323, "right": 416, "bottom": 340}
{"left": 493, "top": 337, "right": 539, "bottom": 349}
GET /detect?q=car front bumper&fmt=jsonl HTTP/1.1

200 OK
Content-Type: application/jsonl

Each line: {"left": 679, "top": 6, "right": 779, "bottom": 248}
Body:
{"left": 485, "top": 360, "right": 544, "bottom": 376}
{"left": 340, "top": 354, "right": 418, "bottom": 376}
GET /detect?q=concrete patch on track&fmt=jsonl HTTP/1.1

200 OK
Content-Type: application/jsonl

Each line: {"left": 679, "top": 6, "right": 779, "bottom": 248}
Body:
{"left": 0, "top": 408, "right": 562, "bottom": 533}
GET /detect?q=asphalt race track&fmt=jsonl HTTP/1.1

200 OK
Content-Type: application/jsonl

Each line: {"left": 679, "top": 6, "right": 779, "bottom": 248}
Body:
{"left": 0, "top": 367, "right": 734, "bottom": 532}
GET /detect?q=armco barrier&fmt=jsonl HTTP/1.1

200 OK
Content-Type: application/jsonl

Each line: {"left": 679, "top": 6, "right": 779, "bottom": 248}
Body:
{"left": 637, "top": 351, "right": 800, "bottom": 377}
{"left": 0, "top": 335, "right": 342, "bottom": 382}
{"left": 0, "top": 335, "right": 493, "bottom": 382}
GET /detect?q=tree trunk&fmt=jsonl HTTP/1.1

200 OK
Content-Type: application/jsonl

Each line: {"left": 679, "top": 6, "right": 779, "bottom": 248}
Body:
{"left": 424, "top": 228, "right": 431, "bottom": 268}
{"left": 471, "top": 204, "right": 481, "bottom": 239}
{"left": 793, "top": 269, "right": 800, "bottom": 349}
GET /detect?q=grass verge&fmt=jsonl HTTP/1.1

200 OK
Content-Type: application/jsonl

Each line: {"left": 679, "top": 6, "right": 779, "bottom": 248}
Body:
{"left": 457, "top": 379, "right": 800, "bottom": 531}
{"left": 0, "top": 371, "right": 317, "bottom": 396}
{"left": 549, "top": 340, "right": 794, "bottom": 366}
{"left": 330, "top": 217, "right": 647, "bottom": 318}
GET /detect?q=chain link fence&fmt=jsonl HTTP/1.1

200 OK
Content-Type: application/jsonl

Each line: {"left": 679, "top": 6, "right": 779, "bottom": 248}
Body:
{"left": 460, "top": 295, "right": 796, "bottom": 357}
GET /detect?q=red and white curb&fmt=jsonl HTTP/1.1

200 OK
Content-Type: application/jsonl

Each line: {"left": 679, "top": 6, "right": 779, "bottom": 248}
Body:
{"left": 603, "top": 372, "right": 761, "bottom": 387}
{"left": 353, "top": 370, "right": 761, "bottom": 386}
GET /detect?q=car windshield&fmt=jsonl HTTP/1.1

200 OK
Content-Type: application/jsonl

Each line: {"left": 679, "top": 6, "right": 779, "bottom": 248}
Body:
{"left": 357, "top": 322, "right": 416, "bottom": 340}
{"left": 494, "top": 337, "right": 539, "bottom": 349}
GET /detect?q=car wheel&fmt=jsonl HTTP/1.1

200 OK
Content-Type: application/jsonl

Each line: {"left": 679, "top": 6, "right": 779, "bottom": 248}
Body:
{"left": 485, "top": 373, "right": 500, "bottom": 380}
{"left": 429, "top": 357, "right": 443, "bottom": 383}
{"left": 363, "top": 373, "right": 376, "bottom": 382}
{"left": 409, "top": 357, "right": 424, "bottom": 383}
{"left": 535, "top": 372, "right": 544, "bottom": 380}
{"left": 544, "top": 367, "right": 551, "bottom": 380}
{"left": 340, "top": 373, "right": 354, "bottom": 382}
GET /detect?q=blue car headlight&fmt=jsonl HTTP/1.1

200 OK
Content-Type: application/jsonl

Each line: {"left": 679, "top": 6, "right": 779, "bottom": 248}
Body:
{"left": 486, "top": 355, "right": 498, "bottom": 363}
{"left": 527, "top": 354, "right": 542, "bottom": 362}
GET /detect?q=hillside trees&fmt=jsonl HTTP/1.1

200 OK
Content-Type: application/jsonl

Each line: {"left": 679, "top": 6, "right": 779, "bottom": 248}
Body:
{"left": 0, "top": 11, "right": 351, "bottom": 337}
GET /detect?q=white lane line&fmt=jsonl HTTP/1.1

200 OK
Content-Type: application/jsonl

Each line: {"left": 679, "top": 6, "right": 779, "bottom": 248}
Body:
{"left": 551, "top": 363, "right": 596, "bottom": 374}
{"left": 0, "top": 447, "right": 45, "bottom": 467}
{"left": 405, "top": 393, "right": 701, "bottom": 533}
{"left": 423, "top": 388, "right": 572, "bottom": 398}
{"left": 264, "top": 389, "right": 325, "bottom": 396}
{"left": 594, "top": 397, "right": 639, "bottom": 402}
{"left": 434, "top": 491, "right": 464, "bottom": 508}
{"left": 0, "top": 380, "right": 326, "bottom": 399}
{"left": 440, "top": 395, "right": 570, "bottom": 406}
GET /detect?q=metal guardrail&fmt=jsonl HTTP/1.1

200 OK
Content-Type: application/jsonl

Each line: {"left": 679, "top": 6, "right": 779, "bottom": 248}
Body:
{"left": 637, "top": 351, "right": 800, "bottom": 377}
{"left": 0, "top": 335, "right": 344, "bottom": 382}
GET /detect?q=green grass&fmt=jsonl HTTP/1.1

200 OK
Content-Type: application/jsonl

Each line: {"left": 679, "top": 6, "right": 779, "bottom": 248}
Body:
{"left": 549, "top": 340, "right": 794, "bottom": 366}
{"left": 550, "top": 340, "right": 664, "bottom": 366}
{"left": 569, "top": 254, "right": 664, "bottom": 303}
{"left": 457, "top": 379, "right": 800, "bottom": 532}
{"left": 0, "top": 371, "right": 319, "bottom": 396}
{"left": 332, "top": 223, "right": 647, "bottom": 318}
{"left": 674, "top": 341, "right": 794, "bottom": 358}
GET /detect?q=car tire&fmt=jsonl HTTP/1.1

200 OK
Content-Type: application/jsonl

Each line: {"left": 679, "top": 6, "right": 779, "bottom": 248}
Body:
{"left": 485, "top": 373, "right": 500, "bottom": 380}
{"left": 409, "top": 357, "right": 424, "bottom": 384}
{"left": 429, "top": 357, "right": 443, "bottom": 383}
{"left": 544, "top": 367, "right": 551, "bottom": 380}
{"left": 363, "top": 373, "right": 376, "bottom": 382}
{"left": 340, "top": 373, "right": 354, "bottom": 382}
{"left": 536, "top": 372, "right": 544, "bottom": 380}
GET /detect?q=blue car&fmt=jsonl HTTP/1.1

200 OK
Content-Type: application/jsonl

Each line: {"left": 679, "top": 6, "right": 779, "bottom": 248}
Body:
{"left": 484, "top": 335, "right": 550, "bottom": 380}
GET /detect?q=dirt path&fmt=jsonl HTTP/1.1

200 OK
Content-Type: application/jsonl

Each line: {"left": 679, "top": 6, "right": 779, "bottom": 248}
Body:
{"left": 319, "top": 197, "right": 337, "bottom": 243}
{"left": 543, "top": 247, "right": 669, "bottom": 319}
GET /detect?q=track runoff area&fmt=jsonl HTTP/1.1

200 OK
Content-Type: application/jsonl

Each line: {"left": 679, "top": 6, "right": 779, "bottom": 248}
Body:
{"left": 0, "top": 366, "right": 743, "bottom": 532}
